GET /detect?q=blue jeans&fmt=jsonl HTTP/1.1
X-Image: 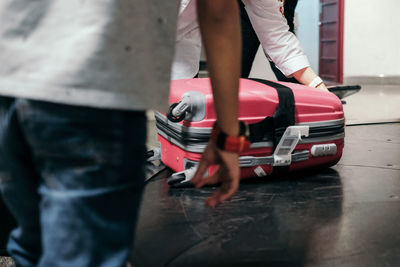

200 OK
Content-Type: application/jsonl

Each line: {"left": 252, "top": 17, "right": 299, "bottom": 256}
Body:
{"left": 0, "top": 97, "right": 146, "bottom": 267}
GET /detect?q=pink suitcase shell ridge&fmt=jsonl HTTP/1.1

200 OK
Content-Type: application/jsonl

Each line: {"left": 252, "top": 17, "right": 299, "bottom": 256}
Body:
{"left": 169, "top": 78, "right": 344, "bottom": 126}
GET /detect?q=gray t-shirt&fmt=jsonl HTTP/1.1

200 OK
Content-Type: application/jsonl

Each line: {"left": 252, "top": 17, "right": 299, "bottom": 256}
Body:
{"left": 0, "top": 0, "right": 179, "bottom": 111}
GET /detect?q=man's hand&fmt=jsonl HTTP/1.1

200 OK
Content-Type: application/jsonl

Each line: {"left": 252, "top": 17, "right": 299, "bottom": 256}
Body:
{"left": 316, "top": 82, "right": 330, "bottom": 92}
{"left": 292, "top": 67, "right": 330, "bottom": 92}
{"left": 191, "top": 141, "right": 240, "bottom": 207}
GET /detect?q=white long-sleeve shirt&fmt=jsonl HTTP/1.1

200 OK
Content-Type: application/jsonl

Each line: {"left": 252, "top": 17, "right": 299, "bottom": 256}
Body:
{"left": 171, "top": 0, "right": 310, "bottom": 80}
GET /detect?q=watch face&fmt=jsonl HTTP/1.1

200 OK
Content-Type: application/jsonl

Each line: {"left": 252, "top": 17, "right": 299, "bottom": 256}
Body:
{"left": 239, "top": 121, "right": 250, "bottom": 139}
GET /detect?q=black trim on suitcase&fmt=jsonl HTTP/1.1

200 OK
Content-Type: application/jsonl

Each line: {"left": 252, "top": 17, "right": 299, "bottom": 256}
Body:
{"left": 155, "top": 114, "right": 344, "bottom": 145}
{"left": 248, "top": 79, "right": 296, "bottom": 173}
{"left": 248, "top": 79, "right": 295, "bottom": 144}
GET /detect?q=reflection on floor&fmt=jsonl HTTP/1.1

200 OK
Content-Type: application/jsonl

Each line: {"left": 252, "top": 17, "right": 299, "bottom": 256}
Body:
{"left": 135, "top": 83, "right": 400, "bottom": 266}
{"left": 343, "top": 84, "right": 400, "bottom": 125}
{"left": 132, "top": 124, "right": 400, "bottom": 267}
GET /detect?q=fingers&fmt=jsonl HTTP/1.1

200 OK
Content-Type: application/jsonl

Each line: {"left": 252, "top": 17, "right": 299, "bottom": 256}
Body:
{"left": 192, "top": 171, "right": 220, "bottom": 188}
{"left": 317, "top": 82, "right": 330, "bottom": 92}
{"left": 205, "top": 191, "right": 223, "bottom": 207}
{"left": 190, "top": 157, "right": 211, "bottom": 187}
{"left": 192, "top": 164, "right": 240, "bottom": 207}
{"left": 205, "top": 178, "right": 239, "bottom": 207}
{"left": 188, "top": 142, "right": 241, "bottom": 207}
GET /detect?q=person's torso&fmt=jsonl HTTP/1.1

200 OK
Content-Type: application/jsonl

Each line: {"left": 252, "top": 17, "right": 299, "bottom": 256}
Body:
{"left": 0, "top": 0, "right": 179, "bottom": 111}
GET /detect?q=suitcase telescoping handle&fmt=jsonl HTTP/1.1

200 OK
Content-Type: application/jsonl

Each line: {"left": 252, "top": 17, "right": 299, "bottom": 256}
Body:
{"left": 167, "top": 91, "right": 206, "bottom": 122}
{"left": 167, "top": 102, "right": 188, "bottom": 122}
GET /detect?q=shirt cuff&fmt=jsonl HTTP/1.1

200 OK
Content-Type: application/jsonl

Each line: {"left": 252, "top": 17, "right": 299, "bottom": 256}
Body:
{"left": 277, "top": 55, "right": 310, "bottom": 77}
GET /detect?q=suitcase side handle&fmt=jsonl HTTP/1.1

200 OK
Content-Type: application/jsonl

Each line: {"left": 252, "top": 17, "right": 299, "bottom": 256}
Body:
{"left": 273, "top": 126, "right": 309, "bottom": 166}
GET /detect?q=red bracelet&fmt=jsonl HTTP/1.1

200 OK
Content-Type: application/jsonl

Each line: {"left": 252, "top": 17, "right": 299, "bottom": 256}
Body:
{"left": 210, "top": 121, "right": 251, "bottom": 153}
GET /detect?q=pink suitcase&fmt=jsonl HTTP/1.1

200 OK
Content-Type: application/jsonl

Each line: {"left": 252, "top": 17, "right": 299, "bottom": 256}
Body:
{"left": 155, "top": 78, "right": 344, "bottom": 185}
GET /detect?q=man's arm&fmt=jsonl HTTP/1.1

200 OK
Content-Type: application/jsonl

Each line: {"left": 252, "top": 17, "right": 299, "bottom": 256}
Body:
{"left": 292, "top": 67, "right": 329, "bottom": 91}
{"left": 190, "top": 0, "right": 242, "bottom": 207}
{"left": 196, "top": 0, "right": 241, "bottom": 136}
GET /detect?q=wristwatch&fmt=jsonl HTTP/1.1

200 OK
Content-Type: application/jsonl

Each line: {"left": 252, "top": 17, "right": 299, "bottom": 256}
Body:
{"left": 210, "top": 121, "right": 251, "bottom": 153}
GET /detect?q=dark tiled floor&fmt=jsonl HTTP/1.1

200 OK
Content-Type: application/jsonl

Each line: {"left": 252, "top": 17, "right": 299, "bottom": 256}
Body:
{"left": 133, "top": 81, "right": 400, "bottom": 266}
{"left": 131, "top": 123, "right": 400, "bottom": 267}
{"left": 1, "top": 84, "right": 399, "bottom": 267}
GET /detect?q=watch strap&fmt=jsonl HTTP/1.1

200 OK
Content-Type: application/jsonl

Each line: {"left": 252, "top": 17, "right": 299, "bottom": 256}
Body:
{"left": 210, "top": 122, "right": 251, "bottom": 153}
